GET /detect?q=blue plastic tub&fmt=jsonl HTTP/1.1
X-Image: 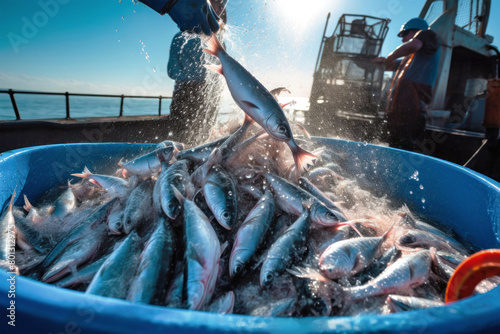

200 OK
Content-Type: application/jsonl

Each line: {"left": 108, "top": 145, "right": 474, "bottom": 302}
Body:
{"left": 1, "top": 140, "right": 500, "bottom": 334}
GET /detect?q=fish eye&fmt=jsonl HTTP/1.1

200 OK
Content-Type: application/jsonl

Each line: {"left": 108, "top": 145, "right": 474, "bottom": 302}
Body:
{"left": 326, "top": 211, "right": 337, "bottom": 219}
{"left": 221, "top": 211, "right": 231, "bottom": 221}
{"left": 400, "top": 234, "right": 416, "bottom": 244}
{"left": 277, "top": 124, "right": 288, "bottom": 134}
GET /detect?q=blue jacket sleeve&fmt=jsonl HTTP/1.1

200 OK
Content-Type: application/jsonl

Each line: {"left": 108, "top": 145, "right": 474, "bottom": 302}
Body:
{"left": 137, "top": 0, "right": 174, "bottom": 15}
{"left": 138, "top": 0, "right": 220, "bottom": 35}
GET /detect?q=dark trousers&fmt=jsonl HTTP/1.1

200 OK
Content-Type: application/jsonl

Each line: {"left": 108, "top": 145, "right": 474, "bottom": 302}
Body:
{"left": 386, "top": 80, "right": 432, "bottom": 151}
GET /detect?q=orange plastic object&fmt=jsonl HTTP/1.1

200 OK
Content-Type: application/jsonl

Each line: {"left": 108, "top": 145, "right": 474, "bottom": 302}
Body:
{"left": 445, "top": 249, "right": 500, "bottom": 303}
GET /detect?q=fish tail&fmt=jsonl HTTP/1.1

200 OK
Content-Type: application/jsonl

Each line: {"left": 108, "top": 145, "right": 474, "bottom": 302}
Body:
{"left": 204, "top": 64, "right": 224, "bottom": 75}
{"left": 71, "top": 166, "right": 92, "bottom": 178}
{"left": 287, "top": 266, "right": 330, "bottom": 283}
{"left": 288, "top": 140, "right": 317, "bottom": 173}
{"left": 203, "top": 33, "right": 224, "bottom": 57}
{"left": 8, "top": 189, "right": 16, "bottom": 212}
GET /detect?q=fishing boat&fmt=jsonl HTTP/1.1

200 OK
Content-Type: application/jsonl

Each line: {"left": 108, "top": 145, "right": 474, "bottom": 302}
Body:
{"left": 307, "top": 0, "right": 500, "bottom": 182}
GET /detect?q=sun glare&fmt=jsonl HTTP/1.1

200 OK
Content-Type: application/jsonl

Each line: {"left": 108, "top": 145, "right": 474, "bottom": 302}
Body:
{"left": 273, "top": 0, "right": 331, "bottom": 26}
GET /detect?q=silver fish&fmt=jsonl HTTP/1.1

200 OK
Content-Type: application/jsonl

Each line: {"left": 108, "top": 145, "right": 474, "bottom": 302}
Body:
{"left": 12, "top": 209, "right": 52, "bottom": 254}
{"left": 265, "top": 172, "right": 347, "bottom": 227}
{"left": 319, "top": 226, "right": 393, "bottom": 279}
{"left": 107, "top": 200, "right": 124, "bottom": 235}
{"left": 176, "top": 136, "right": 229, "bottom": 167}
{"left": 71, "top": 166, "right": 137, "bottom": 200}
{"left": 397, "top": 229, "right": 469, "bottom": 255}
{"left": 230, "top": 189, "right": 275, "bottom": 278}
{"left": 386, "top": 295, "right": 444, "bottom": 313}
{"left": 173, "top": 186, "right": 222, "bottom": 310}
{"left": 305, "top": 167, "right": 343, "bottom": 189}
{"left": 119, "top": 146, "right": 176, "bottom": 178}
{"left": 260, "top": 206, "right": 310, "bottom": 288}
{"left": 298, "top": 177, "right": 344, "bottom": 213}
{"left": 127, "top": 217, "right": 174, "bottom": 304}
{"left": 0, "top": 191, "right": 16, "bottom": 262}
{"left": 156, "top": 140, "right": 185, "bottom": 151}
{"left": 249, "top": 297, "right": 296, "bottom": 317}
{"left": 122, "top": 179, "right": 155, "bottom": 234}
{"left": 205, "top": 291, "right": 235, "bottom": 314}
{"left": 202, "top": 164, "right": 238, "bottom": 230}
{"left": 161, "top": 160, "right": 191, "bottom": 220}
{"left": 86, "top": 231, "right": 143, "bottom": 299}
{"left": 38, "top": 199, "right": 117, "bottom": 282}
{"left": 203, "top": 34, "right": 316, "bottom": 173}
{"left": 52, "top": 188, "right": 76, "bottom": 218}
{"left": 54, "top": 254, "right": 109, "bottom": 288}
{"left": 345, "top": 249, "right": 432, "bottom": 301}
{"left": 165, "top": 268, "right": 184, "bottom": 308}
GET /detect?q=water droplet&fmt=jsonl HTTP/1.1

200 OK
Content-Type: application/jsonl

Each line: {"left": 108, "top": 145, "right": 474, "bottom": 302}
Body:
{"left": 420, "top": 185, "right": 424, "bottom": 190}
{"left": 421, "top": 198, "right": 426, "bottom": 204}
{"left": 121, "top": 16, "right": 125, "bottom": 20}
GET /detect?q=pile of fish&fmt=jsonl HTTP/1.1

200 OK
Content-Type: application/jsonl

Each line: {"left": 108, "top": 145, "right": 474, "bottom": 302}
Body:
{"left": 0, "top": 33, "right": 484, "bottom": 317}
{"left": 1, "top": 124, "right": 477, "bottom": 316}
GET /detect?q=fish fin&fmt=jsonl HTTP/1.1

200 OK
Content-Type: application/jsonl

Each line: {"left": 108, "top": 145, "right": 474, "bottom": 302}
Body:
{"left": 294, "top": 123, "right": 312, "bottom": 140}
{"left": 382, "top": 221, "right": 397, "bottom": 241}
{"left": 270, "top": 87, "right": 291, "bottom": 99}
{"left": 287, "top": 140, "right": 317, "bottom": 173}
{"left": 202, "top": 33, "right": 224, "bottom": 57}
{"left": 23, "top": 194, "right": 32, "bottom": 212}
{"left": 220, "top": 241, "right": 229, "bottom": 255}
{"left": 6, "top": 189, "right": 16, "bottom": 212}
{"left": 171, "top": 185, "right": 185, "bottom": 205}
{"left": 243, "top": 113, "right": 255, "bottom": 126}
{"left": 204, "top": 64, "right": 224, "bottom": 75}
{"left": 188, "top": 242, "right": 205, "bottom": 265}
{"left": 286, "top": 266, "right": 330, "bottom": 283}
{"left": 71, "top": 166, "right": 92, "bottom": 178}
{"left": 338, "top": 221, "right": 364, "bottom": 237}
{"left": 279, "top": 101, "right": 294, "bottom": 109}
{"left": 241, "top": 100, "right": 260, "bottom": 111}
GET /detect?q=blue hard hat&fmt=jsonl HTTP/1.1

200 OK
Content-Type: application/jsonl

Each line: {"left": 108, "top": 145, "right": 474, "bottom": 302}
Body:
{"left": 398, "top": 18, "right": 429, "bottom": 37}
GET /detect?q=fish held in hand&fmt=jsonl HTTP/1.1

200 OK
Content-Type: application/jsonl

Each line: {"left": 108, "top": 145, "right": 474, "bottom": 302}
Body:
{"left": 203, "top": 33, "right": 316, "bottom": 173}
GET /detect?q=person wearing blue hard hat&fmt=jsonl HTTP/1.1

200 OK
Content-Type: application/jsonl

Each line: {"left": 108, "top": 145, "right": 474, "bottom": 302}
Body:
{"left": 138, "top": 0, "right": 227, "bottom": 35}
{"left": 373, "top": 17, "right": 441, "bottom": 151}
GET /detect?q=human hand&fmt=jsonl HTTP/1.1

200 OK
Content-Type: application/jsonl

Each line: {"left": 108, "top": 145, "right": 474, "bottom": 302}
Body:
{"left": 372, "top": 56, "right": 395, "bottom": 68}
{"left": 169, "top": 0, "right": 220, "bottom": 35}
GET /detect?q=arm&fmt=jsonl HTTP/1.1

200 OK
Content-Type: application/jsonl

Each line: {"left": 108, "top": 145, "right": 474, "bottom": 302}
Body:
{"left": 138, "top": 0, "right": 221, "bottom": 35}
{"left": 386, "top": 38, "right": 423, "bottom": 63}
{"left": 372, "top": 38, "right": 423, "bottom": 70}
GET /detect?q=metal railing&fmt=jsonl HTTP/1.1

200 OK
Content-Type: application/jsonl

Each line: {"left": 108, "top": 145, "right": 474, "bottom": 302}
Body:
{"left": 0, "top": 89, "right": 172, "bottom": 120}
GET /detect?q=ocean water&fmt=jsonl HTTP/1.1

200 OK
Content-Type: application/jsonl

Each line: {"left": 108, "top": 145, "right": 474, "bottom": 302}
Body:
{"left": 0, "top": 91, "right": 309, "bottom": 122}
{"left": 0, "top": 93, "right": 172, "bottom": 121}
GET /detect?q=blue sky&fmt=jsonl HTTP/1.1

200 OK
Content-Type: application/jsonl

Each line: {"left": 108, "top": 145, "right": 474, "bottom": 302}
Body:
{"left": 1, "top": 0, "right": 499, "bottom": 97}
